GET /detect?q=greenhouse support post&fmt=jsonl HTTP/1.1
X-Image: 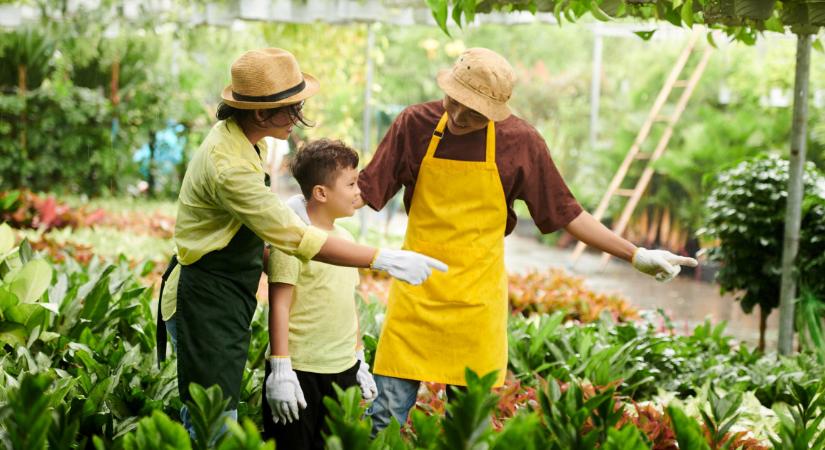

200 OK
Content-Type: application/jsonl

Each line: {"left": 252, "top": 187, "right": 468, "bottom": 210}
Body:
{"left": 590, "top": 24, "right": 603, "bottom": 151}
{"left": 359, "top": 23, "right": 375, "bottom": 239}
{"left": 778, "top": 33, "right": 811, "bottom": 355}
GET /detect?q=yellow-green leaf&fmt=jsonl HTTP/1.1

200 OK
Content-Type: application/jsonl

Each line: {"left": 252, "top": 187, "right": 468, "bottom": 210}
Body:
{"left": 681, "top": 0, "right": 693, "bottom": 27}
{"left": 7, "top": 259, "right": 53, "bottom": 303}
{"left": 427, "top": 0, "right": 450, "bottom": 35}
{"left": 0, "top": 321, "right": 27, "bottom": 346}
{"left": 590, "top": 1, "right": 613, "bottom": 21}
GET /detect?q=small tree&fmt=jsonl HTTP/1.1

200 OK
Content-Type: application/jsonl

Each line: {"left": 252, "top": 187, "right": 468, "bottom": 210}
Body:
{"left": 699, "top": 154, "right": 825, "bottom": 351}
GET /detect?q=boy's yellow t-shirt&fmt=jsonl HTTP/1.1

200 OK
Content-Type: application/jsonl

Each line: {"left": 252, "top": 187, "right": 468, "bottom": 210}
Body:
{"left": 268, "top": 225, "right": 360, "bottom": 374}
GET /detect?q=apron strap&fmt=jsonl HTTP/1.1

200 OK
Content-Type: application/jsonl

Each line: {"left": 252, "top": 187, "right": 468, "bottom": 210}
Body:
{"left": 485, "top": 121, "right": 495, "bottom": 165}
{"left": 424, "top": 113, "right": 449, "bottom": 160}
{"left": 425, "top": 112, "right": 497, "bottom": 165}
{"left": 156, "top": 255, "right": 179, "bottom": 368}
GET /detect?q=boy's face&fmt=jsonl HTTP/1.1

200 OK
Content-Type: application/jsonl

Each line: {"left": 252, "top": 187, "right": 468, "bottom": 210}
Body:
{"left": 318, "top": 166, "right": 361, "bottom": 219}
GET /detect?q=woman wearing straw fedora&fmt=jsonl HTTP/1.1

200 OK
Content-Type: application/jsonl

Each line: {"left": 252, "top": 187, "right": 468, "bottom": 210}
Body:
{"left": 156, "top": 48, "right": 447, "bottom": 440}
{"left": 341, "top": 47, "right": 697, "bottom": 434}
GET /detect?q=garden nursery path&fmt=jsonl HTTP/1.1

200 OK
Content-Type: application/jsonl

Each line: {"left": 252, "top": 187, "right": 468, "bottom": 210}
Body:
{"left": 503, "top": 233, "right": 778, "bottom": 348}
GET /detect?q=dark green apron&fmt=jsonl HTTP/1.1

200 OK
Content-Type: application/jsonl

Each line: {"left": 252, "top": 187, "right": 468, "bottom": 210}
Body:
{"left": 175, "top": 224, "right": 263, "bottom": 409}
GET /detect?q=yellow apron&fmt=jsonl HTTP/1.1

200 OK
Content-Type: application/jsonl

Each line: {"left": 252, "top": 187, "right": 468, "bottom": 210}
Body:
{"left": 373, "top": 112, "right": 508, "bottom": 387}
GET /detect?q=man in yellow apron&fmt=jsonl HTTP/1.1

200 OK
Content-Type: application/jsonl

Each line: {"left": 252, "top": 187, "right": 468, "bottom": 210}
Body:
{"left": 355, "top": 48, "right": 698, "bottom": 434}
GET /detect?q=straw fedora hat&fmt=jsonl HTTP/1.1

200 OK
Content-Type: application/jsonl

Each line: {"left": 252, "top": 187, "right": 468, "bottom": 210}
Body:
{"left": 436, "top": 48, "right": 515, "bottom": 122}
{"left": 220, "top": 48, "right": 320, "bottom": 110}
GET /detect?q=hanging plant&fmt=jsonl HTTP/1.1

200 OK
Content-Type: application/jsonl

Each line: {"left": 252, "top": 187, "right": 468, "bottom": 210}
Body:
{"left": 599, "top": 0, "right": 625, "bottom": 16}
{"left": 803, "top": 0, "right": 825, "bottom": 24}
{"left": 780, "top": 0, "right": 821, "bottom": 32}
{"left": 734, "top": 0, "right": 777, "bottom": 19}
{"left": 704, "top": 0, "right": 744, "bottom": 24}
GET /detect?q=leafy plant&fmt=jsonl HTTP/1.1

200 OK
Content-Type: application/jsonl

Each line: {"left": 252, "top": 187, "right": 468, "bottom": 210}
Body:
{"left": 122, "top": 410, "right": 192, "bottom": 450}
{"left": 795, "top": 287, "right": 825, "bottom": 364}
{"left": 0, "top": 371, "right": 54, "bottom": 450}
{"left": 182, "top": 384, "right": 230, "bottom": 449}
{"left": 537, "top": 380, "right": 623, "bottom": 449}
{"left": 669, "top": 405, "right": 713, "bottom": 450}
{"left": 508, "top": 269, "right": 638, "bottom": 322}
{"left": 698, "top": 386, "right": 744, "bottom": 449}
{"left": 769, "top": 381, "right": 825, "bottom": 450}
{"left": 699, "top": 155, "right": 825, "bottom": 350}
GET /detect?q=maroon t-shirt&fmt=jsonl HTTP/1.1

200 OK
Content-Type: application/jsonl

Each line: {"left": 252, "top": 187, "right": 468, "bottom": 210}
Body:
{"left": 358, "top": 101, "right": 583, "bottom": 236}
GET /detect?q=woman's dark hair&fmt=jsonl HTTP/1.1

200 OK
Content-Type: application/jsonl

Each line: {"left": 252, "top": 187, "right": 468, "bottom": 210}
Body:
{"left": 216, "top": 101, "right": 312, "bottom": 128}
{"left": 290, "top": 139, "right": 359, "bottom": 199}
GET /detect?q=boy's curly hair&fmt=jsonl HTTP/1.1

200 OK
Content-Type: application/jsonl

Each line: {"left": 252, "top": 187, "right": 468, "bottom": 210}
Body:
{"left": 290, "top": 139, "right": 359, "bottom": 199}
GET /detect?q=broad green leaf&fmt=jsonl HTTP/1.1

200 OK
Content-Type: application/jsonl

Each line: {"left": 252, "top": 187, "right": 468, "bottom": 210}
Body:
{"left": 426, "top": 0, "right": 450, "bottom": 35}
{"left": 0, "top": 287, "right": 20, "bottom": 316}
{"left": 5, "top": 303, "right": 44, "bottom": 329}
{"left": 7, "top": 258, "right": 53, "bottom": 303}
{"left": 680, "top": 0, "right": 693, "bottom": 28}
{"left": 706, "top": 30, "right": 717, "bottom": 48}
{"left": 590, "top": 1, "right": 612, "bottom": 21}
{"left": 35, "top": 302, "right": 59, "bottom": 314}
{"left": 452, "top": 0, "right": 464, "bottom": 27}
{"left": 18, "top": 238, "right": 33, "bottom": 264}
{"left": 0, "top": 321, "right": 27, "bottom": 346}
{"left": 80, "top": 275, "right": 112, "bottom": 324}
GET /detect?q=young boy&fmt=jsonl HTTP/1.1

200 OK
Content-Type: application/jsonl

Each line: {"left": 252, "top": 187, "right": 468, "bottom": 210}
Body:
{"left": 262, "top": 139, "right": 378, "bottom": 450}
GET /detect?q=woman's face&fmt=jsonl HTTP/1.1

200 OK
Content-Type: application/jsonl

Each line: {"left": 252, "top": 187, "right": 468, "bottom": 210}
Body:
{"left": 258, "top": 101, "right": 304, "bottom": 140}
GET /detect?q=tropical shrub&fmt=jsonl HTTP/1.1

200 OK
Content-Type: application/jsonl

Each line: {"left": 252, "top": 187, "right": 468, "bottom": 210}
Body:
{"left": 699, "top": 155, "right": 825, "bottom": 349}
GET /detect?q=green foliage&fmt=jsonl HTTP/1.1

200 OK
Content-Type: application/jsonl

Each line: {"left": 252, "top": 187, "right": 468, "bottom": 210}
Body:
{"left": 186, "top": 384, "right": 233, "bottom": 450}
{"left": 215, "top": 418, "right": 275, "bottom": 450}
{"left": 0, "top": 26, "right": 55, "bottom": 90}
{"left": 0, "top": 227, "right": 181, "bottom": 448}
{"left": 0, "top": 372, "right": 54, "bottom": 450}
{"left": 0, "top": 231, "right": 54, "bottom": 347}
{"left": 323, "top": 384, "right": 379, "bottom": 449}
{"left": 505, "top": 311, "right": 822, "bottom": 407}
{"left": 699, "top": 155, "right": 825, "bottom": 317}
{"left": 122, "top": 411, "right": 192, "bottom": 450}
{"left": 426, "top": 0, "right": 817, "bottom": 42}
{"left": 669, "top": 405, "right": 713, "bottom": 450}
{"left": 603, "top": 425, "right": 651, "bottom": 450}
{"left": 796, "top": 288, "right": 825, "bottom": 364}
{"left": 0, "top": 14, "right": 203, "bottom": 197}
{"left": 439, "top": 370, "right": 499, "bottom": 450}
{"left": 769, "top": 381, "right": 825, "bottom": 449}
{"left": 698, "top": 386, "right": 744, "bottom": 448}
{"left": 0, "top": 81, "right": 120, "bottom": 195}
{"left": 538, "top": 380, "right": 623, "bottom": 449}
{"left": 7, "top": 218, "right": 825, "bottom": 448}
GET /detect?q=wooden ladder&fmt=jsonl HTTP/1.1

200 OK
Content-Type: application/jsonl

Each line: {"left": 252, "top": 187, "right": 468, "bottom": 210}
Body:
{"left": 570, "top": 28, "right": 713, "bottom": 268}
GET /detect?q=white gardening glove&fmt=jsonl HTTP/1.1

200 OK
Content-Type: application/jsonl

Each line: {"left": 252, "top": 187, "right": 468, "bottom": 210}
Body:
{"left": 632, "top": 248, "right": 698, "bottom": 283}
{"left": 265, "top": 357, "right": 307, "bottom": 424}
{"left": 355, "top": 349, "right": 378, "bottom": 401}
{"left": 285, "top": 194, "right": 310, "bottom": 225}
{"left": 372, "top": 249, "right": 448, "bottom": 285}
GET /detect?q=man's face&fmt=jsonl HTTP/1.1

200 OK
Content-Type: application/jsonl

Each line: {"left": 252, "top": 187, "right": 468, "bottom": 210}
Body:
{"left": 442, "top": 95, "right": 489, "bottom": 135}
